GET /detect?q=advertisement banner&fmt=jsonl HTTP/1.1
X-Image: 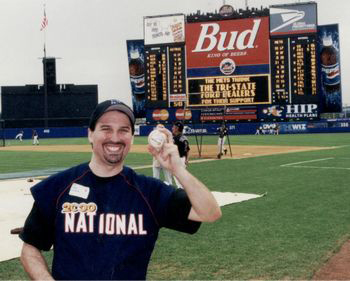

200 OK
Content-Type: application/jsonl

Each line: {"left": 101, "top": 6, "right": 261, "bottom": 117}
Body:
{"left": 146, "top": 108, "right": 200, "bottom": 124}
{"left": 258, "top": 105, "right": 285, "bottom": 121}
{"left": 126, "top": 40, "right": 146, "bottom": 118}
{"left": 317, "top": 24, "right": 342, "bottom": 113}
{"left": 280, "top": 122, "right": 309, "bottom": 133}
{"left": 185, "top": 17, "right": 270, "bottom": 76}
{"left": 200, "top": 106, "right": 257, "bottom": 122}
{"left": 270, "top": 3, "right": 317, "bottom": 36}
{"left": 144, "top": 14, "right": 185, "bottom": 45}
{"left": 259, "top": 104, "right": 319, "bottom": 120}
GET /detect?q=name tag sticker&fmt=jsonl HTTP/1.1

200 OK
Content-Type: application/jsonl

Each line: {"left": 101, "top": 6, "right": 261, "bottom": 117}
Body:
{"left": 69, "top": 183, "right": 90, "bottom": 199}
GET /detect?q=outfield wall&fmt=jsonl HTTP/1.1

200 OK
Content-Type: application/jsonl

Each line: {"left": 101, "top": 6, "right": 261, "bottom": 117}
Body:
{"left": 140, "top": 120, "right": 350, "bottom": 136}
{"left": 1, "top": 119, "right": 350, "bottom": 139}
{"left": 3, "top": 127, "right": 89, "bottom": 140}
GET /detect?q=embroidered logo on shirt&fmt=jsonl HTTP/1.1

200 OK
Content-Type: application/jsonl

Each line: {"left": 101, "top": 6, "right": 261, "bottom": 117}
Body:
{"left": 61, "top": 202, "right": 147, "bottom": 235}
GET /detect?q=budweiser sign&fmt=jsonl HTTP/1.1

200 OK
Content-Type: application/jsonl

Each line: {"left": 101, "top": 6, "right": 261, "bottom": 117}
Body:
{"left": 185, "top": 17, "right": 270, "bottom": 70}
{"left": 193, "top": 19, "right": 261, "bottom": 52}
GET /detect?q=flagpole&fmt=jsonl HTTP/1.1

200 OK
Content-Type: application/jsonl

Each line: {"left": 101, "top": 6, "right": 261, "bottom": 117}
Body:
{"left": 41, "top": 4, "right": 48, "bottom": 128}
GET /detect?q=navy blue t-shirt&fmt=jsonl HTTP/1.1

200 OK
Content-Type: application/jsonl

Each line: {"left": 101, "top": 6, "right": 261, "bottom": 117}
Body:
{"left": 20, "top": 163, "right": 200, "bottom": 280}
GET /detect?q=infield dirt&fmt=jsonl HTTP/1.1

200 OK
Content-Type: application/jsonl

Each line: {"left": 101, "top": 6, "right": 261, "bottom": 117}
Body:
{"left": 0, "top": 144, "right": 332, "bottom": 159}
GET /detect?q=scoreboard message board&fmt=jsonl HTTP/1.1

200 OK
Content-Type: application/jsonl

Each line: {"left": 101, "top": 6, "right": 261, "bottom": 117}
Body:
{"left": 187, "top": 75, "right": 270, "bottom": 106}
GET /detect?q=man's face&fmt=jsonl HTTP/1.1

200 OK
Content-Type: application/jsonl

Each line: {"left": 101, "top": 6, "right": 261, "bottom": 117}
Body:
{"left": 172, "top": 125, "right": 180, "bottom": 136}
{"left": 88, "top": 111, "right": 133, "bottom": 167}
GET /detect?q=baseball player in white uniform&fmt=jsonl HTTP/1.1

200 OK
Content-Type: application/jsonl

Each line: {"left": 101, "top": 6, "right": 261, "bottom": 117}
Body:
{"left": 32, "top": 130, "right": 39, "bottom": 145}
{"left": 151, "top": 124, "right": 173, "bottom": 185}
{"left": 15, "top": 130, "right": 24, "bottom": 141}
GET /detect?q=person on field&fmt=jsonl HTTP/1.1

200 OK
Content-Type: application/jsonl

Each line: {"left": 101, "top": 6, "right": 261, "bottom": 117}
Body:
{"left": 217, "top": 123, "right": 228, "bottom": 159}
{"left": 32, "top": 130, "right": 39, "bottom": 145}
{"left": 15, "top": 130, "right": 24, "bottom": 141}
{"left": 151, "top": 124, "right": 173, "bottom": 185}
{"left": 19, "top": 99, "right": 221, "bottom": 280}
{"left": 172, "top": 121, "right": 190, "bottom": 188}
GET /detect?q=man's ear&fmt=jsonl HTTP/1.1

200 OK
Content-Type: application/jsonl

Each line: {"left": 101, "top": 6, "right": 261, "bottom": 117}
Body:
{"left": 88, "top": 128, "right": 93, "bottom": 144}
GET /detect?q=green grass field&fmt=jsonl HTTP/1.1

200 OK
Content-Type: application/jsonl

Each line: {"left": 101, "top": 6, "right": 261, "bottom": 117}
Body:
{"left": 0, "top": 133, "right": 350, "bottom": 280}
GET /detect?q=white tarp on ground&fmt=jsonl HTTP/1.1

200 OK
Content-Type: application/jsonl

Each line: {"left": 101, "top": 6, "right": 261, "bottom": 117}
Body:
{"left": 212, "top": 191, "right": 266, "bottom": 207}
{"left": 0, "top": 179, "right": 37, "bottom": 262}
{"left": 0, "top": 178, "right": 264, "bottom": 262}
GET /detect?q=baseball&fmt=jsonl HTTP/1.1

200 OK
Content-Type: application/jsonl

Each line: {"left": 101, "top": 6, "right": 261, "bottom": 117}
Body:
{"left": 148, "top": 129, "right": 166, "bottom": 151}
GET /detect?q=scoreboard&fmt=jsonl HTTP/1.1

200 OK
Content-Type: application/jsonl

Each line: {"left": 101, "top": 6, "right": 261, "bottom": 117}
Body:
{"left": 270, "top": 35, "right": 318, "bottom": 105}
{"left": 290, "top": 36, "right": 317, "bottom": 104}
{"left": 145, "top": 46, "right": 168, "bottom": 108}
{"left": 168, "top": 46, "right": 186, "bottom": 108}
{"left": 144, "top": 14, "right": 186, "bottom": 109}
{"left": 270, "top": 38, "right": 290, "bottom": 103}
{"left": 142, "top": 3, "right": 325, "bottom": 123}
{"left": 145, "top": 45, "right": 186, "bottom": 108}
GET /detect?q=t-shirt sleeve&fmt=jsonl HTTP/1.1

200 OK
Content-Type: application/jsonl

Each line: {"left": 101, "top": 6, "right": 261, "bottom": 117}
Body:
{"left": 19, "top": 202, "right": 54, "bottom": 251}
{"left": 162, "top": 188, "right": 201, "bottom": 234}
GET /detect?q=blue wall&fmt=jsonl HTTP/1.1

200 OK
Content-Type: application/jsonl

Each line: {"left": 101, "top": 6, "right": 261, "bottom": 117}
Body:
{"left": 3, "top": 127, "right": 88, "bottom": 139}
{"left": 141, "top": 119, "right": 350, "bottom": 136}
{"left": 2, "top": 119, "right": 350, "bottom": 139}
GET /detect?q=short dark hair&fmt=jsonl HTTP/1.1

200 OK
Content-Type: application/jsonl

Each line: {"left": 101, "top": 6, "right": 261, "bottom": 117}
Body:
{"left": 173, "top": 121, "right": 184, "bottom": 132}
{"left": 89, "top": 100, "right": 135, "bottom": 134}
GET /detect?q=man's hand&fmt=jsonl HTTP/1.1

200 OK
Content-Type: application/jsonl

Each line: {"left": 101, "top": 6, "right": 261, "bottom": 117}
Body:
{"left": 148, "top": 128, "right": 222, "bottom": 223}
{"left": 147, "top": 128, "right": 183, "bottom": 174}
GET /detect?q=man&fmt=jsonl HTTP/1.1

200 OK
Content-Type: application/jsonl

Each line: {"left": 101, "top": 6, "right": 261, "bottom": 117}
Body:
{"left": 217, "top": 123, "right": 228, "bottom": 159}
{"left": 151, "top": 124, "right": 173, "bottom": 185}
{"left": 19, "top": 99, "right": 221, "bottom": 280}
{"left": 274, "top": 123, "right": 280, "bottom": 135}
{"left": 15, "top": 130, "right": 24, "bottom": 141}
{"left": 32, "top": 130, "right": 39, "bottom": 145}
{"left": 172, "top": 121, "right": 190, "bottom": 188}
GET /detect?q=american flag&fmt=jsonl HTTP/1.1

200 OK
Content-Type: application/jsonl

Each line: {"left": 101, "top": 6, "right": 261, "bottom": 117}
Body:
{"left": 40, "top": 9, "right": 48, "bottom": 31}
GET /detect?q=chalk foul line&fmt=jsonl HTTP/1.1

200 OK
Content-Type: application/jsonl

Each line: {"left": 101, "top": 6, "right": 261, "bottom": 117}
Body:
{"left": 280, "top": 157, "right": 350, "bottom": 170}
{"left": 280, "top": 157, "right": 334, "bottom": 167}
{"left": 283, "top": 165, "right": 350, "bottom": 170}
